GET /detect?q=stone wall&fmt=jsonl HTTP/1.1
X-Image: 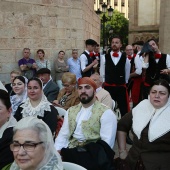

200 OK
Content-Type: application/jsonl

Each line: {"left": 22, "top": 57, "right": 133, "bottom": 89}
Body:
{"left": 0, "top": 0, "right": 100, "bottom": 83}
{"left": 129, "top": 0, "right": 170, "bottom": 54}
{"left": 159, "top": 0, "right": 170, "bottom": 54}
{"left": 128, "top": 0, "right": 160, "bottom": 45}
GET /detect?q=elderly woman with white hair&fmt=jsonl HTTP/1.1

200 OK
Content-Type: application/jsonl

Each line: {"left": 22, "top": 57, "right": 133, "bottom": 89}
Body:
{"left": 10, "top": 116, "right": 63, "bottom": 170}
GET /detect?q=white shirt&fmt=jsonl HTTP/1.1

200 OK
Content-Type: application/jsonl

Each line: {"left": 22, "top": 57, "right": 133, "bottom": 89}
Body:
{"left": 96, "top": 87, "right": 102, "bottom": 93}
{"left": 142, "top": 53, "right": 170, "bottom": 69}
{"left": 43, "top": 77, "right": 52, "bottom": 89}
{"left": 80, "top": 50, "right": 91, "bottom": 71}
{"left": 134, "top": 51, "right": 143, "bottom": 75}
{"left": 96, "top": 87, "right": 113, "bottom": 109}
{"left": 0, "top": 81, "right": 7, "bottom": 92}
{"left": 100, "top": 51, "right": 130, "bottom": 83}
{"left": 67, "top": 57, "right": 82, "bottom": 80}
{"left": 54, "top": 104, "right": 117, "bottom": 150}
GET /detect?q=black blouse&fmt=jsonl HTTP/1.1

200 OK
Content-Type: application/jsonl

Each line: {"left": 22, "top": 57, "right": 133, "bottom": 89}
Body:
{"left": 14, "top": 104, "right": 58, "bottom": 136}
{"left": 0, "top": 127, "right": 14, "bottom": 169}
{"left": 118, "top": 111, "right": 170, "bottom": 169}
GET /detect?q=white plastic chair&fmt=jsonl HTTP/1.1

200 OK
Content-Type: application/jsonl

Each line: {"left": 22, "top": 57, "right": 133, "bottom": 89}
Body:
{"left": 113, "top": 100, "right": 121, "bottom": 121}
{"left": 55, "top": 106, "right": 67, "bottom": 117}
{"left": 0, "top": 81, "right": 7, "bottom": 92}
{"left": 112, "top": 99, "right": 115, "bottom": 110}
{"left": 63, "top": 162, "right": 87, "bottom": 170}
{"left": 115, "top": 107, "right": 121, "bottom": 121}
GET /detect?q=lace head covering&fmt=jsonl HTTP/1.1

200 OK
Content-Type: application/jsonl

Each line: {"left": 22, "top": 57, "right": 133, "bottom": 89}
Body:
{"left": 20, "top": 94, "right": 52, "bottom": 117}
{"left": 10, "top": 76, "right": 28, "bottom": 114}
{"left": 10, "top": 116, "right": 63, "bottom": 170}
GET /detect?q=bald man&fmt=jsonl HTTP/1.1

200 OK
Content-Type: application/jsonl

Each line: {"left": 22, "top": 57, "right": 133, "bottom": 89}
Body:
{"left": 55, "top": 77, "right": 117, "bottom": 169}
{"left": 0, "top": 81, "right": 7, "bottom": 92}
{"left": 90, "top": 73, "right": 113, "bottom": 109}
{"left": 125, "top": 44, "right": 143, "bottom": 107}
{"left": 125, "top": 45, "right": 134, "bottom": 61}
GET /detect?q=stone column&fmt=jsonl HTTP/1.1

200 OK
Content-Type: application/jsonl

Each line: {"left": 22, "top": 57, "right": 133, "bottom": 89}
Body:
{"left": 125, "top": 0, "right": 129, "bottom": 19}
{"left": 159, "top": 0, "right": 170, "bottom": 54}
{"left": 128, "top": 0, "right": 160, "bottom": 45}
{"left": 117, "top": 0, "right": 121, "bottom": 11}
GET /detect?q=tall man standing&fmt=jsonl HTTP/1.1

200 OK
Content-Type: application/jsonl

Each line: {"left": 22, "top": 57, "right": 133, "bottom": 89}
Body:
{"left": 80, "top": 39, "right": 98, "bottom": 77}
{"left": 126, "top": 44, "right": 143, "bottom": 107}
{"left": 100, "top": 36, "right": 130, "bottom": 117}
{"left": 100, "top": 36, "right": 132, "bottom": 145}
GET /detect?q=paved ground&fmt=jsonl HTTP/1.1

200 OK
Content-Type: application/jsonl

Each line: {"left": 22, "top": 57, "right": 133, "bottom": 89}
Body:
{"left": 113, "top": 132, "right": 133, "bottom": 158}
{"left": 113, "top": 140, "right": 132, "bottom": 158}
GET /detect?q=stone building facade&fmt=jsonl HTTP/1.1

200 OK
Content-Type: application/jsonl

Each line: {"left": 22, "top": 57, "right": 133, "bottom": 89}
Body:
{"left": 159, "top": 0, "right": 170, "bottom": 53}
{"left": 128, "top": 0, "right": 160, "bottom": 45}
{"left": 94, "top": 0, "right": 129, "bottom": 19}
{"left": 129, "top": 0, "right": 170, "bottom": 54}
{"left": 0, "top": 0, "right": 100, "bottom": 83}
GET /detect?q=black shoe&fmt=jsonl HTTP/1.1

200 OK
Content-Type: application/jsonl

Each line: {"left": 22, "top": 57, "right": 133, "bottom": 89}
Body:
{"left": 126, "top": 136, "right": 133, "bottom": 145}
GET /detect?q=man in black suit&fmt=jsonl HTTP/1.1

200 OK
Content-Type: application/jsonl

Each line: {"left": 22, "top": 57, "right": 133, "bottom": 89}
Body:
{"left": 36, "top": 68, "right": 59, "bottom": 102}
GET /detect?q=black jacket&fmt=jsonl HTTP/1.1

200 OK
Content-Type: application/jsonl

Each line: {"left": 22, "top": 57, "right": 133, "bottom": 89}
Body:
{"left": 0, "top": 127, "right": 14, "bottom": 169}
{"left": 43, "top": 80, "right": 59, "bottom": 102}
{"left": 14, "top": 105, "right": 58, "bottom": 136}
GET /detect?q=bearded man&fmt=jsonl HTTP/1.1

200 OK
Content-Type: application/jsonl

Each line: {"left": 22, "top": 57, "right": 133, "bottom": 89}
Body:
{"left": 55, "top": 77, "right": 117, "bottom": 170}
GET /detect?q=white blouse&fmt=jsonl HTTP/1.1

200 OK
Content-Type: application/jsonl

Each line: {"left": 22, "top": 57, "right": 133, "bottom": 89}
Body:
{"left": 36, "top": 59, "right": 51, "bottom": 70}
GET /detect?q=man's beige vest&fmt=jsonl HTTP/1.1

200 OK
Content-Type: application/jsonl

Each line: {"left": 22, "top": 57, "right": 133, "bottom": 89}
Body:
{"left": 68, "top": 100, "right": 109, "bottom": 148}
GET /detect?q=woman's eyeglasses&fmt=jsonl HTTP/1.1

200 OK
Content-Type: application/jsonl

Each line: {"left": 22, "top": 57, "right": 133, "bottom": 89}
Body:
{"left": 62, "top": 84, "right": 71, "bottom": 88}
{"left": 10, "top": 142, "right": 43, "bottom": 152}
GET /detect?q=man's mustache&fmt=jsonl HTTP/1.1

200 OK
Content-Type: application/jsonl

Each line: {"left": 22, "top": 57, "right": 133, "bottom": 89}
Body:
{"left": 80, "top": 93, "right": 88, "bottom": 97}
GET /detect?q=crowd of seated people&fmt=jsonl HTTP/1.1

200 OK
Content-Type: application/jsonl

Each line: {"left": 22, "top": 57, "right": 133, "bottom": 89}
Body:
{"left": 1, "top": 36, "right": 170, "bottom": 170}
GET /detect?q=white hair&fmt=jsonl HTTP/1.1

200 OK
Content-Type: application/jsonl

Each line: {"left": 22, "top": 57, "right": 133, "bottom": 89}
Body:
{"left": 11, "top": 117, "right": 63, "bottom": 170}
